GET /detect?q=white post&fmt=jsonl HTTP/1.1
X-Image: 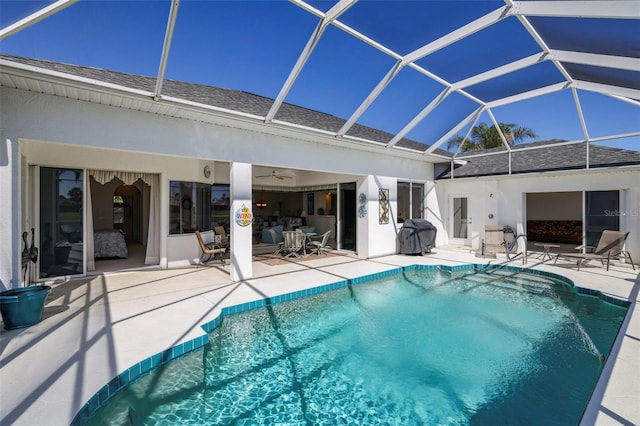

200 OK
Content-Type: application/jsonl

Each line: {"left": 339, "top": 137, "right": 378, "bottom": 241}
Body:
{"left": 230, "top": 162, "right": 253, "bottom": 281}
{"left": 0, "top": 137, "right": 20, "bottom": 289}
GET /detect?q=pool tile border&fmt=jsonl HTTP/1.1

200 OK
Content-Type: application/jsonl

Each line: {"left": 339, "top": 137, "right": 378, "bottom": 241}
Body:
{"left": 71, "top": 263, "right": 630, "bottom": 424}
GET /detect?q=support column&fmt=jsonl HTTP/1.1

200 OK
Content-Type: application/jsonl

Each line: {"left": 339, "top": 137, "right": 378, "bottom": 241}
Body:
{"left": 0, "top": 137, "right": 20, "bottom": 289}
{"left": 230, "top": 162, "right": 253, "bottom": 281}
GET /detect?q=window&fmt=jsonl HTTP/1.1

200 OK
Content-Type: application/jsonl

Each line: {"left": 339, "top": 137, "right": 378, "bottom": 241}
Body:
{"left": 113, "top": 195, "right": 124, "bottom": 225}
{"left": 411, "top": 183, "right": 425, "bottom": 219}
{"left": 169, "top": 182, "right": 230, "bottom": 234}
{"left": 211, "top": 185, "right": 230, "bottom": 231}
{"left": 585, "top": 190, "right": 619, "bottom": 247}
{"left": 397, "top": 181, "right": 424, "bottom": 223}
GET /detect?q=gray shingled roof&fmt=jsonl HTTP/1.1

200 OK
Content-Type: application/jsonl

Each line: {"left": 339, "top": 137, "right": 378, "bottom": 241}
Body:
{"left": 436, "top": 139, "right": 640, "bottom": 179}
{"left": 1, "top": 54, "right": 450, "bottom": 156}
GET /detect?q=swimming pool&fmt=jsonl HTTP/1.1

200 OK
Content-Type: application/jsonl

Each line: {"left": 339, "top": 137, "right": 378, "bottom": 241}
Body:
{"left": 83, "top": 266, "right": 628, "bottom": 425}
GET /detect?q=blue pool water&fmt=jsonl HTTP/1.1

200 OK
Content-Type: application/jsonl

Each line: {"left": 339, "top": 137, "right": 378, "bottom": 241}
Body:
{"left": 87, "top": 268, "right": 627, "bottom": 425}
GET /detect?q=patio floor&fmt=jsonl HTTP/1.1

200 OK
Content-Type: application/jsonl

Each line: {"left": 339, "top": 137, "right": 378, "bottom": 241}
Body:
{"left": 1, "top": 247, "right": 638, "bottom": 425}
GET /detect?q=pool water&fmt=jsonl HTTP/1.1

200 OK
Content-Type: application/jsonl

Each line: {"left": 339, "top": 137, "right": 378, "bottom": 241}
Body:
{"left": 88, "top": 268, "right": 628, "bottom": 425}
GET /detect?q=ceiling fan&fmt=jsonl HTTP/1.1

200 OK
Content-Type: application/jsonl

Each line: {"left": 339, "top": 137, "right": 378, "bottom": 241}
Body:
{"left": 255, "top": 170, "right": 293, "bottom": 180}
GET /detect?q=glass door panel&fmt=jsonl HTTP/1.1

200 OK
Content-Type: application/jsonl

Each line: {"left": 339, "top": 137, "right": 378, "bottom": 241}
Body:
{"left": 453, "top": 197, "right": 468, "bottom": 239}
{"left": 39, "top": 167, "right": 84, "bottom": 278}
{"left": 450, "top": 196, "right": 472, "bottom": 245}
{"left": 339, "top": 182, "right": 357, "bottom": 251}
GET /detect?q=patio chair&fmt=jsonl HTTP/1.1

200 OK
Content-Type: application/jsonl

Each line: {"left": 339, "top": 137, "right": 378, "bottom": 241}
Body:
{"left": 195, "top": 230, "right": 226, "bottom": 265}
{"left": 280, "top": 230, "right": 305, "bottom": 258}
{"left": 214, "top": 226, "right": 230, "bottom": 250}
{"left": 477, "top": 225, "right": 505, "bottom": 258}
{"left": 554, "top": 230, "right": 634, "bottom": 271}
{"left": 307, "top": 230, "right": 332, "bottom": 256}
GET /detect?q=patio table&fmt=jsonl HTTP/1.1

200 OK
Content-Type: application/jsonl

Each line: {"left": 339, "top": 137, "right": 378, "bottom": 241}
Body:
{"left": 534, "top": 243, "right": 561, "bottom": 261}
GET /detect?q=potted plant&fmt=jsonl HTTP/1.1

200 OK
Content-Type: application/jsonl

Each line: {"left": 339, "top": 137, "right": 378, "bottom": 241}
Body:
{"left": 0, "top": 285, "right": 51, "bottom": 330}
{"left": 0, "top": 228, "right": 51, "bottom": 330}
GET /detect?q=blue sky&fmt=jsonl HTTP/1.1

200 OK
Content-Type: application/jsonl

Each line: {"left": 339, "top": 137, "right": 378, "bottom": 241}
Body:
{"left": 1, "top": 0, "right": 638, "bottom": 151}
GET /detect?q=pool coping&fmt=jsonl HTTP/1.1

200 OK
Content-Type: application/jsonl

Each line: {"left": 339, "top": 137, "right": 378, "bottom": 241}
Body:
{"left": 70, "top": 262, "right": 631, "bottom": 425}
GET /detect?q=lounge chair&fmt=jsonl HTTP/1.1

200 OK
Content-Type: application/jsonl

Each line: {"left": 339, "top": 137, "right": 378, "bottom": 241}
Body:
{"left": 307, "top": 230, "right": 332, "bottom": 256}
{"left": 195, "top": 230, "right": 227, "bottom": 265}
{"left": 554, "top": 230, "right": 634, "bottom": 271}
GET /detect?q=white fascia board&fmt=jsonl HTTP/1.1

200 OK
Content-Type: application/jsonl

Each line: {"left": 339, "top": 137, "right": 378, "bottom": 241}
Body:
{"left": 487, "top": 82, "right": 568, "bottom": 108}
{"left": 511, "top": 1, "right": 640, "bottom": 19}
{"left": 266, "top": 121, "right": 437, "bottom": 161}
{"left": 548, "top": 50, "right": 640, "bottom": 71}
{"left": 403, "top": 6, "right": 511, "bottom": 64}
{"left": 575, "top": 80, "right": 640, "bottom": 100}
{"left": 0, "top": 0, "right": 79, "bottom": 40}
{"left": 453, "top": 52, "right": 546, "bottom": 90}
{"left": 154, "top": 94, "right": 266, "bottom": 121}
{"left": 2, "top": 60, "right": 436, "bottom": 163}
{"left": 0, "top": 59, "right": 155, "bottom": 98}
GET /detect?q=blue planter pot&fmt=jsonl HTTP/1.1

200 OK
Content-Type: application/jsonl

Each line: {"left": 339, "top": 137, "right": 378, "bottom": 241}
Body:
{"left": 0, "top": 285, "right": 51, "bottom": 330}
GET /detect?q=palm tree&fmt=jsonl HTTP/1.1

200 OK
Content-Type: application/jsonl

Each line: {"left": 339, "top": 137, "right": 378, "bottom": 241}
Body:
{"left": 447, "top": 122, "right": 538, "bottom": 152}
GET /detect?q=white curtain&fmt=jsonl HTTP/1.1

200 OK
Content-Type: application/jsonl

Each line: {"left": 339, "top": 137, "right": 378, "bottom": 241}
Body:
{"left": 87, "top": 170, "right": 160, "bottom": 270}
{"left": 145, "top": 174, "right": 160, "bottom": 265}
{"left": 86, "top": 179, "right": 95, "bottom": 271}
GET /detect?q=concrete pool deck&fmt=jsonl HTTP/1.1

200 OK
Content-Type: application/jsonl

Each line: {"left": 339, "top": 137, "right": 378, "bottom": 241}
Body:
{"left": 1, "top": 247, "right": 638, "bottom": 425}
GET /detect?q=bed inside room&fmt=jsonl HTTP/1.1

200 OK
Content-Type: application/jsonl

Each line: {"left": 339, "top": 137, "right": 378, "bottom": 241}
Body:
{"left": 89, "top": 174, "right": 152, "bottom": 273}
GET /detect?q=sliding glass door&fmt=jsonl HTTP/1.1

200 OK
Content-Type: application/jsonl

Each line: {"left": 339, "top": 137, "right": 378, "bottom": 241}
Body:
{"left": 39, "top": 167, "right": 84, "bottom": 278}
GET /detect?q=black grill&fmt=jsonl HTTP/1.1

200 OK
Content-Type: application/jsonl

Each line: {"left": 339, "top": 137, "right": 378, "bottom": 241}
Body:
{"left": 398, "top": 219, "right": 437, "bottom": 255}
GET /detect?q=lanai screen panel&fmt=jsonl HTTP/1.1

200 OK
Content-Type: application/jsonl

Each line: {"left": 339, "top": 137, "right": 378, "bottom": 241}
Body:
{"left": 0, "top": 0, "right": 638, "bottom": 155}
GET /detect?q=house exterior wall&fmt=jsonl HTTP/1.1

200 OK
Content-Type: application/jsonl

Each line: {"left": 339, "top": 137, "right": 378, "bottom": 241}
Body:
{"left": 357, "top": 175, "right": 399, "bottom": 259}
{"left": 435, "top": 168, "right": 640, "bottom": 262}
{"left": 0, "top": 87, "right": 434, "bottom": 288}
